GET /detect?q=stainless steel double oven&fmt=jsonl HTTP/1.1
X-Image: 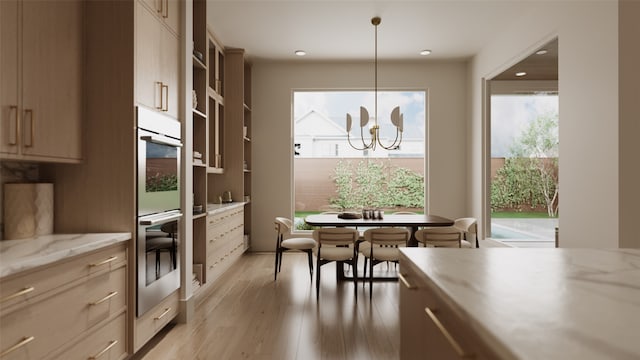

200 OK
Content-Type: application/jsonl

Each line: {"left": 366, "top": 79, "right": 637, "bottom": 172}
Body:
{"left": 136, "top": 106, "right": 182, "bottom": 316}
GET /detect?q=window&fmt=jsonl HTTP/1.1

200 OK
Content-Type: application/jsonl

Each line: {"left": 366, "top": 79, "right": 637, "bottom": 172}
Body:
{"left": 293, "top": 90, "right": 426, "bottom": 229}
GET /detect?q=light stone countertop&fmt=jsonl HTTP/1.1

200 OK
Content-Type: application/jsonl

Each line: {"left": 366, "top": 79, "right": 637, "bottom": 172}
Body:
{"left": 207, "top": 202, "right": 246, "bottom": 216}
{"left": 0, "top": 233, "right": 131, "bottom": 279}
{"left": 400, "top": 248, "right": 640, "bottom": 360}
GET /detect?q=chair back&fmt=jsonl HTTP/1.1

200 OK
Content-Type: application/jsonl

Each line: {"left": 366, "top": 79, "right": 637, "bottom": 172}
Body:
{"left": 313, "top": 227, "right": 359, "bottom": 247}
{"left": 454, "top": 217, "right": 477, "bottom": 234}
{"left": 363, "top": 228, "right": 410, "bottom": 247}
{"left": 415, "top": 227, "right": 462, "bottom": 248}
{"left": 275, "top": 217, "right": 293, "bottom": 236}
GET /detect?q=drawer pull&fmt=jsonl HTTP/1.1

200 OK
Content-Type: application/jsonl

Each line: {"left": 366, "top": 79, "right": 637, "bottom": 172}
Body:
{"left": 154, "top": 307, "right": 171, "bottom": 320}
{"left": 88, "top": 340, "right": 118, "bottom": 359}
{"left": 425, "top": 307, "right": 474, "bottom": 358}
{"left": 398, "top": 273, "right": 416, "bottom": 290}
{"left": 1, "top": 286, "right": 35, "bottom": 303}
{"left": 90, "top": 291, "right": 118, "bottom": 306}
{"left": 0, "top": 336, "right": 35, "bottom": 357}
{"left": 89, "top": 256, "right": 117, "bottom": 267}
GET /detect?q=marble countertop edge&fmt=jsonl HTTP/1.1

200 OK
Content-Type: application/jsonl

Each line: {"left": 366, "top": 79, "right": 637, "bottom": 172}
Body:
{"left": 0, "top": 232, "right": 132, "bottom": 279}
{"left": 206, "top": 202, "right": 247, "bottom": 215}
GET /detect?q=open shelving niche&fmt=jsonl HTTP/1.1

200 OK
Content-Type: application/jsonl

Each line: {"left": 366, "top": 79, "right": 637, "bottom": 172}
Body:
{"left": 190, "top": 0, "right": 252, "bottom": 296}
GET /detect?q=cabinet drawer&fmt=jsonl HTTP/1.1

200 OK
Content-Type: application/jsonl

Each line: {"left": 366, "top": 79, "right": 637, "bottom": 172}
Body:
{"left": 54, "top": 312, "right": 127, "bottom": 360}
{"left": 0, "top": 266, "right": 126, "bottom": 360}
{"left": 0, "top": 244, "right": 127, "bottom": 315}
{"left": 134, "top": 289, "right": 179, "bottom": 352}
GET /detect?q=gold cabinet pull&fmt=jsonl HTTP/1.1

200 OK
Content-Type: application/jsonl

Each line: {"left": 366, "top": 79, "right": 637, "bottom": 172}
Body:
{"left": 23, "top": 109, "right": 33, "bottom": 147}
{"left": 155, "top": 81, "right": 163, "bottom": 110}
{"left": 89, "top": 256, "right": 118, "bottom": 267}
{"left": 154, "top": 307, "right": 171, "bottom": 320}
{"left": 156, "top": 0, "right": 162, "bottom": 15}
{"left": 89, "top": 291, "right": 118, "bottom": 306}
{"left": 0, "top": 336, "right": 35, "bottom": 357}
{"left": 163, "top": 0, "right": 168, "bottom": 18}
{"left": 88, "top": 340, "right": 117, "bottom": 359}
{"left": 398, "top": 273, "right": 416, "bottom": 289}
{"left": 161, "top": 83, "right": 169, "bottom": 112}
{"left": 424, "top": 307, "right": 474, "bottom": 358}
{"left": 1, "top": 286, "right": 35, "bottom": 303}
{"left": 8, "top": 105, "right": 18, "bottom": 145}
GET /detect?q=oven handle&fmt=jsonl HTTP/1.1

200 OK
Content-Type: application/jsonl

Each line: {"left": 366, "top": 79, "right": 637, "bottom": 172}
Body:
{"left": 139, "top": 212, "right": 183, "bottom": 226}
{"left": 141, "top": 135, "right": 183, "bottom": 148}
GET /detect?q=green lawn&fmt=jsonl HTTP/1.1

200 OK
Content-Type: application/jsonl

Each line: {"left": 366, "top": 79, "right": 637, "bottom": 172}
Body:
{"left": 491, "top": 211, "right": 557, "bottom": 219}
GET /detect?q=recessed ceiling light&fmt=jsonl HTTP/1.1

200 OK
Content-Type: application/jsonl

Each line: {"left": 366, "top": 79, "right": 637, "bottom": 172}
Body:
{"left": 294, "top": 50, "right": 306, "bottom": 56}
{"left": 515, "top": 71, "right": 527, "bottom": 77}
{"left": 536, "top": 49, "right": 548, "bottom": 55}
{"left": 419, "top": 49, "right": 432, "bottom": 56}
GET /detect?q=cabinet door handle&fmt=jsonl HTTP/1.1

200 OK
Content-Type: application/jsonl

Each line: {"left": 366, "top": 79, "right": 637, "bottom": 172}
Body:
{"left": 154, "top": 307, "right": 171, "bottom": 320}
{"left": 162, "top": 83, "right": 169, "bottom": 112}
{"left": 0, "top": 286, "right": 35, "bottom": 303}
{"left": 398, "top": 273, "right": 416, "bottom": 289}
{"left": 0, "top": 336, "right": 35, "bottom": 357}
{"left": 163, "top": 0, "right": 169, "bottom": 18}
{"left": 90, "top": 291, "right": 118, "bottom": 306}
{"left": 156, "top": 0, "right": 163, "bottom": 15}
{"left": 88, "top": 340, "right": 118, "bottom": 359}
{"left": 155, "top": 81, "right": 163, "bottom": 110}
{"left": 89, "top": 256, "right": 118, "bottom": 267}
{"left": 424, "top": 307, "right": 474, "bottom": 358}
{"left": 8, "top": 105, "right": 18, "bottom": 145}
{"left": 23, "top": 109, "right": 34, "bottom": 147}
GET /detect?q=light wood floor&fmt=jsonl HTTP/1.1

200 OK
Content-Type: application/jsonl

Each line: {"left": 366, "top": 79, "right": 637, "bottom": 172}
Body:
{"left": 135, "top": 252, "right": 401, "bottom": 359}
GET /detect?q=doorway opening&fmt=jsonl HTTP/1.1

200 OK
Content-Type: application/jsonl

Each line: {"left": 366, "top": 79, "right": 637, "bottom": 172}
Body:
{"left": 487, "top": 38, "right": 559, "bottom": 248}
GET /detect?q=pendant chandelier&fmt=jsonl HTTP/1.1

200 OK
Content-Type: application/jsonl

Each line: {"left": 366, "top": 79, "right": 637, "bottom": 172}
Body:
{"left": 346, "top": 16, "right": 403, "bottom": 151}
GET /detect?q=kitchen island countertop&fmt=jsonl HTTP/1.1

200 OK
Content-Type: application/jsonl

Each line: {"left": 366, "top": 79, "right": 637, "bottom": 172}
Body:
{"left": 400, "top": 248, "right": 640, "bottom": 359}
{"left": 0, "top": 232, "right": 131, "bottom": 278}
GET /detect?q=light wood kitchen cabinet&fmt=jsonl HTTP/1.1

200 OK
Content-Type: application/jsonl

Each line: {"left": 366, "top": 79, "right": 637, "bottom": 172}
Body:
{"left": 139, "top": 0, "right": 180, "bottom": 36}
{"left": 0, "top": 0, "right": 82, "bottom": 163}
{"left": 205, "top": 207, "right": 244, "bottom": 284}
{"left": 134, "top": 289, "right": 179, "bottom": 352}
{"left": 399, "top": 254, "right": 498, "bottom": 360}
{"left": 135, "top": 0, "right": 179, "bottom": 119}
{"left": 0, "top": 243, "right": 127, "bottom": 360}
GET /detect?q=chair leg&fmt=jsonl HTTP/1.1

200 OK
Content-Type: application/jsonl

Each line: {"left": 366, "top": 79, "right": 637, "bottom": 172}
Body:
{"left": 353, "top": 254, "right": 358, "bottom": 303}
{"left": 274, "top": 249, "right": 280, "bottom": 281}
{"left": 369, "top": 251, "right": 374, "bottom": 301}
{"left": 316, "top": 250, "right": 321, "bottom": 301}
{"left": 306, "top": 250, "right": 314, "bottom": 281}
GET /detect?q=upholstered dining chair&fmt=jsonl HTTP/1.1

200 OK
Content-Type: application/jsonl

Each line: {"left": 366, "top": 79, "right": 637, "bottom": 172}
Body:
{"left": 454, "top": 217, "right": 478, "bottom": 248}
{"left": 312, "top": 227, "right": 360, "bottom": 301}
{"left": 274, "top": 217, "right": 317, "bottom": 281}
{"left": 415, "top": 227, "right": 463, "bottom": 248}
{"left": 360, "top": 227, "right": 410, "bottom": 300}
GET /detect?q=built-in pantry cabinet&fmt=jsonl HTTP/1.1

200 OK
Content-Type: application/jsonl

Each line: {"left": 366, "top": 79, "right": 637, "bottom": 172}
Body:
{"left": 0, "top": 243, "right": 127, "bottom": 360}
{"left": 0, "top": 0, "right": 82, "bottom": 163}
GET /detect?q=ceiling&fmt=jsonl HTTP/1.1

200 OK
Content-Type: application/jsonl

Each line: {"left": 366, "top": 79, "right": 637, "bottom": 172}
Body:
{"left": 206, "top": 1, "right": 558, "bottom": 80}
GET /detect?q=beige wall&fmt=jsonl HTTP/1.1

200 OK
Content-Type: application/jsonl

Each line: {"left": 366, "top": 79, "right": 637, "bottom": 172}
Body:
{"left": 470, "top": 1, "right": 632, "bottom": 247}
{"left": 251, "top": 61, "right": 468, "bottom": 251}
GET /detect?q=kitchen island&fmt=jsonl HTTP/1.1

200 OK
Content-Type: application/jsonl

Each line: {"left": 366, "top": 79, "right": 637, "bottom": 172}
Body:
{"left": 399, "top": 248, "right": 640, "bottom": 359}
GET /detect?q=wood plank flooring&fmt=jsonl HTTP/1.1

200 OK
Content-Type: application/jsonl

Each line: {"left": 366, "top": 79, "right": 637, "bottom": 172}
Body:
{"left": 134, "top": 253, "right": 401, "bottom": 359}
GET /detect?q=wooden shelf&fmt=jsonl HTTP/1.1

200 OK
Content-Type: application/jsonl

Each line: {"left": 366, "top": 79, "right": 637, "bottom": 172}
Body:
{"left": 243, "top": 136, "right": 250, "bottom": 142}
{"left": 192, "top": 55, "right": 206, "bottom": 69}
{"left": 192, "top": 108, "right": 206, "bottom": 119}
{"left": 193, "top": 212, "right": 207, "bottom": 219}
{"left": 193, "top": 162, "right": 206, "bottom": 168}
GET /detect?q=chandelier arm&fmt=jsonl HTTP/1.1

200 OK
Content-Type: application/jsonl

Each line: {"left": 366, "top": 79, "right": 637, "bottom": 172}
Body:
{"left": 378, "top": 128, "right": 401, "bottom": 150}
{"left": 347, "top": 131, "right": 372, "bottom": 151}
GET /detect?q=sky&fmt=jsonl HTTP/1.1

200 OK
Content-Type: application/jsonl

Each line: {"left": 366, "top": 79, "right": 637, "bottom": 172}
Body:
{"left": 491, "top": 95, "right": 558, "bottom": 157}
{"left": 294, "top": 91, "right": 425, "bottom": 141}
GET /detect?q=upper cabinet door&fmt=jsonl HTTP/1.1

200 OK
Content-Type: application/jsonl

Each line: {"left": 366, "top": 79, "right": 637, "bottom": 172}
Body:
{"left": 138, "top": 0, "right": 180, "bottom": 36}
{"left": 1, "top": 0, "right": 82, "bottom": 162}
{"left": 0, "top": 0, "right": 19, "bottom": 156}
{"left": 135, "top": 0, "right": 179, "bottom": 119}
{"left": 21, "top": 0, "right": 83, "bottom": 160}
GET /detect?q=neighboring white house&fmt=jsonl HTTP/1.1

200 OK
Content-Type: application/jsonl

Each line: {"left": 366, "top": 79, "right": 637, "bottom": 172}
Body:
{"left": 294, "top": 109, "right": 423, "bottom": 158}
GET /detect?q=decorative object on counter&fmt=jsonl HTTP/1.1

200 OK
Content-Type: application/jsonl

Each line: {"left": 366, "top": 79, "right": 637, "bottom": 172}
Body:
{"left": 193, "top": 50, "right": 204, "bottom": 63}
{"left": 243, "top": 126, "right": 248, "bottom": 138}
{"left": 222, "top": 191, "right": 233, "bottom": 203}
{"left": 3, "top": 183, "right": 53, "bottom": 239}
{"left": 338, "top": 211, "right": 363, "bottom": 220}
